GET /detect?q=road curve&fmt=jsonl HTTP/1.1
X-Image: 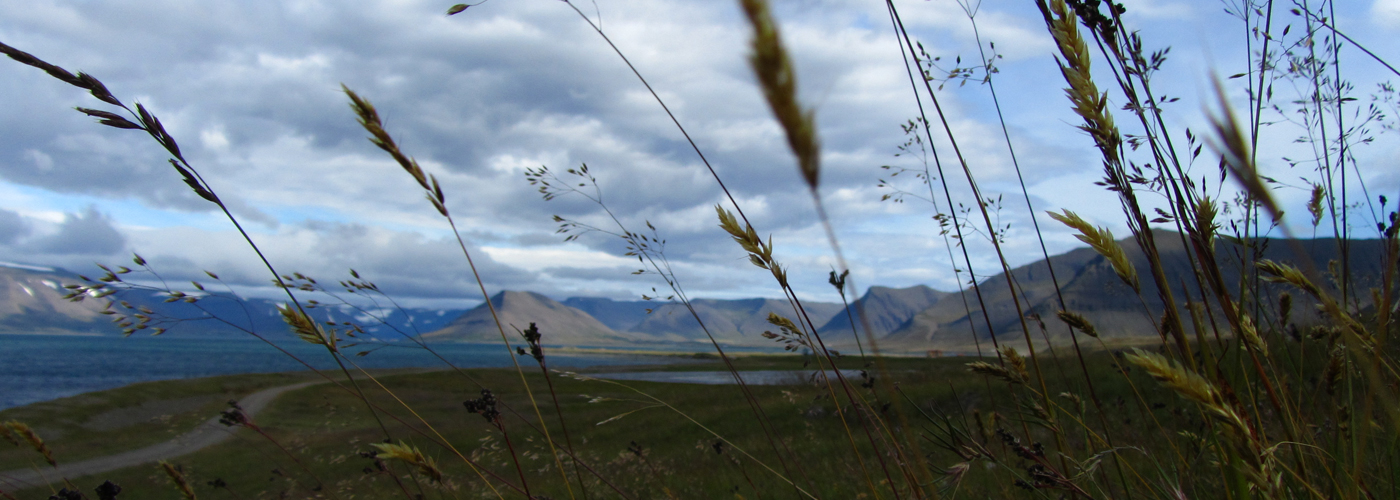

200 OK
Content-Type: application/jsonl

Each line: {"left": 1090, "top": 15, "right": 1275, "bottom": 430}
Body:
{"left": 0, "top": 380, "right": 322, "bottom": 491}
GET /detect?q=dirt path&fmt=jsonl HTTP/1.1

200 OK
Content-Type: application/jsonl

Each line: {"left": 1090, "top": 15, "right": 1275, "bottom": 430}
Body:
{"left": 0, "top": 380, "right": 322, "bottom": 491}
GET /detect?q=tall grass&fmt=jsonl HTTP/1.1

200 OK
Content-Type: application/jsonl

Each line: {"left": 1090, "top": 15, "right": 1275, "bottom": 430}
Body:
{"left": 2, "top": 0, "right": 1398, "bottom": 498}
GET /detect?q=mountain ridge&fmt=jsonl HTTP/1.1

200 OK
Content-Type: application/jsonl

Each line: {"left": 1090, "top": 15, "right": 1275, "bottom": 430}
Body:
{"left": 5, "top": 233, "right": 1382, "bottom": 351}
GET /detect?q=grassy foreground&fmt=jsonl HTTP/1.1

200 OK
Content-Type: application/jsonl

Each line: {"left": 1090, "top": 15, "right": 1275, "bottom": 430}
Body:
{"left": 8, "top": 346, "right": 1354, "bottom": 499}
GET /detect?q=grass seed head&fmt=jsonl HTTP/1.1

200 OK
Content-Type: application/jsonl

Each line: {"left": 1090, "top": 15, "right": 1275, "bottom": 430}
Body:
{"left": 371, "top": 441, "right": 444, "bottom": 483}
{"left": 4, "top": 421, "right": 55, "bottom": 466}
{"left": 1000, "top": 346, "right": 1030, "bottom": 383}
{"left": 1047, "top": 0, "right": 1119, "bottom": 154}
{"left": 966, "top": 361, "right": 1024, "bottom": 385}
{"left": 1048, "top": 209, "right": 1139, "bottom": 293}
{"left": 1056, "top": 310, "right": 1099, "bottom": 338}
{"left": 1256, "top": 260, "right": 1321, "bottom": 299}
{"left": 1193, "top": 197, "right": 1219, "bottom": 247}
{"left": 1206, "top": 77, "right": 1282, "bottom": 224}
{"left": 1236, "top": 313, "right": 1265, "bottom": 354}
{"left": 1323, "top": 347, "right": 1345, "bottom": 396}
{"left": 0, "top": 423, "right": 16, "bottom": 446}
{"left": 1124, "top": 349, "right": 1249, "bottom": 434}
{"left": 738, "top": 0, "right": 821, "bottom": 190}
{"left": 278, "top": 303, "right": 333, "bottom": 349}
{"left": 343, "top": 85, "right": 431, "bottom": 191}
{"left": 1307, "top": 183, "right": 1326, "bottom": 227}
{"left": 159, "top": 461, "right": 198, "bottom": 499}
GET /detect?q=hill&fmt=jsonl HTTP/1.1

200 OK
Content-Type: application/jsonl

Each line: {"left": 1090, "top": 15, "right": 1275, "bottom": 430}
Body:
{"left": 425, "top": 291, "right": 634, "bottom": 345}
{"left": 816, "top": 285, "right": 947, "bottom": 340}
{"left": 0, "top": 263, "right": 108, "bottom": 335}
{"left": 561, "top": 297, "right": 652, "bottom": 332}
{"left": 630, "top": 297, "right": 844, "bottom": 345}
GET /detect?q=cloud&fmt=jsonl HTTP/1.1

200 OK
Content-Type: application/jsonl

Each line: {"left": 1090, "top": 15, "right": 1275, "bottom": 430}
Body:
{"left": 1117, "top": 0, "right": 1195, "bottom": 20}
{"left": 0, "top": 0, "right": 1391, "bottom": 306}
{"left": 26, "top": 206, "right": 126, "bottom": 255}
{"left": 1376, "top": 0, "right": 1400, "bottom": 27}
{"left": 0, "top": 208, "right": 29, "bottom": 245}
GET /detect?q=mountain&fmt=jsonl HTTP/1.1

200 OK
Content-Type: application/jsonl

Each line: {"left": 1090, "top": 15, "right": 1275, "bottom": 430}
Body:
{"left": 816, "top": 285, "right": 947, "bottom": 339}
{"left": 561, "top": 297, "right": 651, "bottom": 332}
{"left": 0, "top": 261, "right": 470, "bottom": 340}
{"left": 425, "top": 291, "right": 632, "bottom": 345}
{"left": 630, "top": 297, "right": 844, "bottom": 345}
{"left": 884, "top": 232, "right": 1389, "bottom": 349}
{"left": 0, "top": 263, "right": 108, "bottom": 334}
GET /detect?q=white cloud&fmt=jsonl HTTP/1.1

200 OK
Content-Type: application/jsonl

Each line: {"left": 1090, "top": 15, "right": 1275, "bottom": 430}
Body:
{"left": 1375, "top": 0, "right": 1400, "bottom": 27}
{"left": 1117, "top": 0, "right": 1195, "bottom": 20}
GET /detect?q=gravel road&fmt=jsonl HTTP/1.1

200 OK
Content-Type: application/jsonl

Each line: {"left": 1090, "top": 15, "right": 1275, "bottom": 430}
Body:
{"left": 0, "top": 380, "right": 321, "bottom": 492}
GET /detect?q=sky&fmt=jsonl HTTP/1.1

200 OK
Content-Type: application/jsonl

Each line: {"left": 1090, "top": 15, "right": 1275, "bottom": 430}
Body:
{"left": 0, "top": 0, "right": 1396, "bottom": 309}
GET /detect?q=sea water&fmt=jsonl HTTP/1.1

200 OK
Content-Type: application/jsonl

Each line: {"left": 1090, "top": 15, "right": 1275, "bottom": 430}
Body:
{"left": 0, "top": 334, "right": 670, "bottom": 410}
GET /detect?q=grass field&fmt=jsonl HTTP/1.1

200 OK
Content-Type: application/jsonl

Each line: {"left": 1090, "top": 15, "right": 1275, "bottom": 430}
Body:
{"left": 8, "top": 343, "right": 1364, "bottom": 499}
{"left": 6, "top": 356, "right": 1013, "bottom": 499}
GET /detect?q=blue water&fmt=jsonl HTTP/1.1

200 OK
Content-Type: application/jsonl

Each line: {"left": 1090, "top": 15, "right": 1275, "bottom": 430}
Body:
{"left": 0, "top": 334, "right": 677, "bottom": 410}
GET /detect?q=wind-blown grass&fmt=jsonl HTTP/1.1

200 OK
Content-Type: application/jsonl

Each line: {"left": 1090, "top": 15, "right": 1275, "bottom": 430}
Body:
{"left": 2, "top": 0, "right": 1398, "bottom": 498}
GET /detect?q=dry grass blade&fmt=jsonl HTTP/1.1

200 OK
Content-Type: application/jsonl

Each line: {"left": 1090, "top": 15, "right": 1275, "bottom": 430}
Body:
{"left": 1047, "top": 209, "right": 1139, "bottom": 293}
{"left": 737, "top": 0, "right": 820, "bottom": 190}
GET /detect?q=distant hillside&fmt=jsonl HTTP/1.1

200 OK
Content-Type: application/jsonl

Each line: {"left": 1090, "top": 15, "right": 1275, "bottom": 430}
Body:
{"left": 817, "top": 285, "right": 947, "bottom": 339}
{"left": 884, "top": 232, "right": 1388, "bottom": 349}
{"left": 631, "top": 298, "right": 844, "bottom": 345}
{"left": 561, "top": 297, "right": 651, "bottom": 332}
{"left": 426, "top": 291, "right": 633, "bottom": 345}
{"left": 0, "top": 263, "right": 108, "bottom": 335}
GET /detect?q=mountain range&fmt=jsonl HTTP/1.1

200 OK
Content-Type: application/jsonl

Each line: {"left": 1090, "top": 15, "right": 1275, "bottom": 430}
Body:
{"left": 0, "top": 233, "right": 1385, "bottom": 351}
{"left": 880, "top": 231, "right": 1388, "bottom": 349}
{"left": 0, "top": 262, "right": 469, "bottom": 341}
